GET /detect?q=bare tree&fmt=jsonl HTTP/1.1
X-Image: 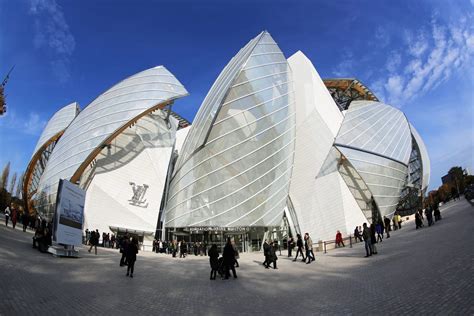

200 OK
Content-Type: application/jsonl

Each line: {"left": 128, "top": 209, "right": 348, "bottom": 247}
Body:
{"left": 8, "top": 172, "right": 17, "bottom": 195}
{"left": 15, "top": 172, "right": 24, "bottom": 198}
{"left": 0, "top": 162, "right": 10, "bottom": 190}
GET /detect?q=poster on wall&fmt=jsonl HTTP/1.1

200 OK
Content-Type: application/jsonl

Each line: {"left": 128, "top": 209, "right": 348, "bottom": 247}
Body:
{"left": 53, "top": 179, "right": 85, "bottom": 246}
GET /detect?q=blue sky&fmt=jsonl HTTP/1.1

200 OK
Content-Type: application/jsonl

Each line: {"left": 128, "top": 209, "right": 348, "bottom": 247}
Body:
{"left": 0, "top": 0, "right": 473, "bottom": 191}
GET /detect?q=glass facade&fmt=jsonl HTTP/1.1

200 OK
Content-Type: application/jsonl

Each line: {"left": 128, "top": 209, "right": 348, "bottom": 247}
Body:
{"left": 165, "top": 31, "right": 295, "bottom": 229}
{"left": 335, "top": 101, "right": 412, "bottom": 218}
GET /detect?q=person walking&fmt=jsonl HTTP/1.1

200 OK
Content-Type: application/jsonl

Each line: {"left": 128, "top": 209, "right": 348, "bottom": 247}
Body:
{"left": 375, "top": 223, "right": 383, "bottom": 242}
{"left": 335, "top": 230, "right": 345, "bottom": 247}
{"left": 222, "top": 238, "right": 237, "bottom": 279}
{"left": 362, "top": 223, "right": 372, "bottom": 257}
{"left": 22, "top": 211, "right": 29, "bottom": 232}
{"left": 126, "top": 237, "right": 139, "bottom": 278}
{"left": 232, "top": 240, "right": 240, "bottom": 268}
{"left": 383, "top": 216, "right": 391, "bottom": 238}
{"left": 263, "top": 239, "right": 271, "bottom": 268}
{"left": 269, "top": 241, "right": 278, "bottom": 269}
{"left": 88, "top": 230, "right": 99, "bottom": 255}
{"left": 354, "top": 226, "right": 363, "bottom": 242}
{"left": 180, "top": 240, "right": 187, "bottom": 258}
{"left": 287, "top": 236, "right": 295, "bottom": 257}
{"left": 370, "top": 223, "right": 378, "bottom": 254}
{"left": 304, "top": 233, "right": 315, "bottom": 264}
{"left": 11, "top": 207, "right": 17, "bottom": 229}
{"left": 4, "top": 205, "right": 10, "bottom": 227}
{"left": 415, "top": 212, "right": 423, "bottom": 229}
{"left": 426, "top": 206, "right": 434, "bottom": 226}
{"left": 208, "top": 244, "right": 219, "bottom": 280}
{"left": 292, "top": 234, "right": 305, "bottom": 262}
{"left": 120, "top": 235, "right": 129, "bottom": 266}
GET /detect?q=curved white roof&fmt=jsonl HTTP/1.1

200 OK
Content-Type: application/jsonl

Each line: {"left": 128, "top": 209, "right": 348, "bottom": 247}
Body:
{"left": 336, "top": 101, "right": 412, "bottom": 165}
{"left": 409, "top": 123, "right": 430, "bottom": 191}
{"left": 165, "top": 31, "right": 295, "bottom": 228}
{"left": 32, "top": 102, "right": 79, "bottom": 156}
{"left": 35, "top": 66, "right": 188, "bottom": 217}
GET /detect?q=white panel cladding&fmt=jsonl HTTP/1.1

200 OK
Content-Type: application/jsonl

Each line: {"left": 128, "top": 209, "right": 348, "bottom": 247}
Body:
{"left": 336, "top": 146, "right": 408, "bottom": 218}
{"left": 175, "top": 126, "right": 191, "bottom": 154}
{"left": 287, "top": 50, "right": 352, "bottom": 239}
{"left": 35, "top": 66, "right": 188, "bottom": 219}
{"left": 287, "top": 51, "right": 343, "bottom": 137}
{"left": 165, "top": 31, "right": 295, "bottom": 228}
{"left": 32, "top": 102, "right": 79, "bottom": 156}
{"left": 83, "top": 111, "right": 177, "bottom": 249}
{"left": 336, "top": 101, "right": 412, "bottom": 165}
{"left": 295, "top": 170, "right": 366, "bottom": 243}
{"left": 409, "top": 123, "right": 430, "bottom": 191}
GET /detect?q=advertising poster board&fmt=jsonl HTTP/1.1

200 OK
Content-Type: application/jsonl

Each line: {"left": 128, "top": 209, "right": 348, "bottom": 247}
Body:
{"left": 54, "top": 179, "right": 85, "bottom": 246}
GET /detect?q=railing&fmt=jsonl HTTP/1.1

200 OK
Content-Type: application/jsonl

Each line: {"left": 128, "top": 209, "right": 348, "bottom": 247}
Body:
{"left": 322, "top": 235, "right": 360, "bottom": 254}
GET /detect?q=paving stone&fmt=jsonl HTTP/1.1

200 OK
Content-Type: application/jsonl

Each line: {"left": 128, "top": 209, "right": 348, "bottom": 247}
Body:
{"left": 0, "top": 199, "right": 473, "bottom": 315}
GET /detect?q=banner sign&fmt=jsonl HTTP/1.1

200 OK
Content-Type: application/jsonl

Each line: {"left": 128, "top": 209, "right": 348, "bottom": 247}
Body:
{"left": 54, "top": 179, "right": 85, "bottom": 246}
{"left": 186, "top": 226, "right": 250, "bottom": 233}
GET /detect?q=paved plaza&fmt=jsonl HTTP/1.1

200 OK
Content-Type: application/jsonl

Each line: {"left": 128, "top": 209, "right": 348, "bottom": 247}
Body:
{"left": 0, "top": 199, "right": 473, "bottom": 315}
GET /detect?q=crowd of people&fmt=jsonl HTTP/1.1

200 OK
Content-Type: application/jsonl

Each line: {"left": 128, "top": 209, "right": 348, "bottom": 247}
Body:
{"left": 151, "top": 239, "right": 209, "bottom": 257}
{"left": 338, "top": 203, "right": 445, "bottom": 257}
{"left": 4, "top": 204, "right": 53, "bottom": 253}
{"left": 4, "top": 199, "right": 447, "bottom": 280}
{"left": 287, "top": 232, "right": 315, "bottom": 264}
{"left": 83, "top": 229, "right": 118, "bottom": 255}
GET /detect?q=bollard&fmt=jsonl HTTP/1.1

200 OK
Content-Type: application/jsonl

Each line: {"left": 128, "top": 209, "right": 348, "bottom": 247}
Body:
{"left": 324, "top": 241, "right": 327, "bottom": 254}
{"left": 349, "top": 235, "right": 352, "bottom": 248}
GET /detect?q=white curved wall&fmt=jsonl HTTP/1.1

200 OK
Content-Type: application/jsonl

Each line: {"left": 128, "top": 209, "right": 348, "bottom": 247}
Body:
{"left": 84, "top": 112, "right": 178, "bottom": 248}
{"left": 165, "top": 31, "right": 295, "bottom": 228}
{"left": 287, "top": 51, "right": 365, "bottom": 242}
{"left": 35, "top": 66, "right": 188, "bottom": 218}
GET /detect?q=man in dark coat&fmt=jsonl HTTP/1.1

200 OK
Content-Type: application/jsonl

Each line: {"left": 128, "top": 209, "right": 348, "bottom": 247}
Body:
{"left": 126, "top": 237, "right": 139, "bottom": 278}
{"left": 120, "top": 235, "right": 129, "bottom": 266}
{"left": 223, "top": 238, "right": 237, "bottom": 279}
{"left": 362, "top": 223, "right": 372, "bottom": 257}
{"left": 383, "top": 216, "right": 391, "bottom": 238}
{"left": 292, "top": 234, "right": 305, "bottom": 262}
{"left": 269, "top": 241, "right": 278, "bottom": 269}
{"left": 263, "top": 240, "right": 271, "bottom": 268}
{"left": 287, "top": 236, "right": 294, "bottom": 257}
{"left": 208, "top": 244, "right": 219, "bottom": 280}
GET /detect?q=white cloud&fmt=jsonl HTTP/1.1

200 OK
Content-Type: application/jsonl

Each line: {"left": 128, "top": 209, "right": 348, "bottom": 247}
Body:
{"left": 29, "top": 0, "right": 75, "bottom": 83}
{"left": 386, "top": 52, "right": 401, "bottom": 73}
{"left": 373, "top": 15, "right": 474, "bottom": 106}
{"left": 375, "top": 26, "right": 390, "bottom": 48}
{"left": 0, "top": 110, "right": 46, "bottom": 136}
{"left": 332, "top": 51, "right": 354, "bottom": 77}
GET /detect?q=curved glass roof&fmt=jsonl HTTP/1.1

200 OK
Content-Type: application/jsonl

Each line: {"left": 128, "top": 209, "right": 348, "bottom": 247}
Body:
{"left": 336, "top": 100, "right": 412, "bottom": 165}
{"left": 23, "top": 102, "right": 79, "bottom": 214}
{"left": 35, "top": 66, "right": 188, "bottom": 218}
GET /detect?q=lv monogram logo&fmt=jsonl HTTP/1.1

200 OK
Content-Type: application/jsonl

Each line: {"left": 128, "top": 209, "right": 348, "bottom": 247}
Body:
{"left": 129, "top": 182, "right": 149, "bottom": 208}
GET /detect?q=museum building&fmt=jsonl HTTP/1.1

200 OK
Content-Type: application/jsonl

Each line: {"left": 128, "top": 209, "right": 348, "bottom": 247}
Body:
{"left": 23, "top": 31, "right": 430, "bottom": 251}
